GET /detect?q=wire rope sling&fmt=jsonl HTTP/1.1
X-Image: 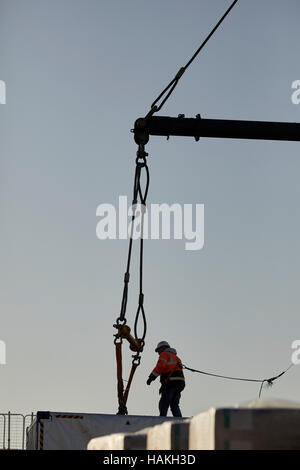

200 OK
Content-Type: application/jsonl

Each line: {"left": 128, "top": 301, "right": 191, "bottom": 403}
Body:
{"left": 113, "top": 144, "right": 149, "bottom": 415}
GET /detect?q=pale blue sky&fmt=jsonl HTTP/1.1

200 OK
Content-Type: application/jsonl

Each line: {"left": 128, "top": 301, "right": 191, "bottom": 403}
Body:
{"left": 0, "top": 0, "right": 299, "bottom": 417}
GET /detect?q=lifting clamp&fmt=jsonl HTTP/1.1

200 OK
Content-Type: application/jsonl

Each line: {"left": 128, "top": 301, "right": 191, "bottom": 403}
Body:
{"left": 113, "top": 323, "right": 144, "bottom": 353}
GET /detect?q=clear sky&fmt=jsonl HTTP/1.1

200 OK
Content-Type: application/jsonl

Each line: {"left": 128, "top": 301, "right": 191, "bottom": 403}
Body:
{"left": 0, "top": 0, "right": 299, "bottom": 418}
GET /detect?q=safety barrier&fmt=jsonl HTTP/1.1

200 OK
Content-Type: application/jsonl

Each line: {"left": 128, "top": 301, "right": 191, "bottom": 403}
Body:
{"left": 0, "top": 412, "right": 35, "bottom": 450}
{"left": 88, "top": 400, "right": 300, "bottom": 450}
{"left": 88, "top": 419, "right": 189, "bottom": 450}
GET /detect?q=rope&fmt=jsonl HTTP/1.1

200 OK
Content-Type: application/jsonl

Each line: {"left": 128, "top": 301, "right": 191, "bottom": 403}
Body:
{"left": 183, "top": 362, "right": 294, "bottom": 398}
{"left": 145, "top": 0, "right": 240, "bottom": 118}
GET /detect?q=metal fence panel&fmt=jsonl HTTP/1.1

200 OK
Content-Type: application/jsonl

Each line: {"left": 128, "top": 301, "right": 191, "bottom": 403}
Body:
{"left": 0, "top": 412, "right": 35, "bottom": 450}
{"left": 0, "top": 414, "right": 6, "bottom": 449}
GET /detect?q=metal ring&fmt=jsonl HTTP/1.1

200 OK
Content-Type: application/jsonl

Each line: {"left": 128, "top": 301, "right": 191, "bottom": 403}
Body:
{"left": 135, "top": 157, "right": 146, "bottom": 167}
{"left": 116, "top": 317, "right": 127, "bottom": 326}
{"left": 132, "top": 355, "right": 141, "bottom": 366}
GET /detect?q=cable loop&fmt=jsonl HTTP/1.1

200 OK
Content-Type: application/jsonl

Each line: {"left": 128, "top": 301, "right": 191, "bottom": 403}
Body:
{"left": 134, "top": 304, "right": 147, "bottom": 342}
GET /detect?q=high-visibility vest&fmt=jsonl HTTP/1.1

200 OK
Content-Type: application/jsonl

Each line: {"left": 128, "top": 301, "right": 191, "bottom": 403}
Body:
{"left": 152, "top": 349, "right": 185, "bottom": 384}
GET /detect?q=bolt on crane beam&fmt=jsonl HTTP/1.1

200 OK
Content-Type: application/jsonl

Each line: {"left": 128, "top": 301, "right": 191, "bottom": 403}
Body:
{"left": 134, "top": 115, "right": 300, "bottom": 145}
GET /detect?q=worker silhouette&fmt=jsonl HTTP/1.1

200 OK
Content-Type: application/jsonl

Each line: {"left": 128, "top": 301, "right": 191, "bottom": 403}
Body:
{"left": 147, "top": 341, "right": 185, "bottom": 417}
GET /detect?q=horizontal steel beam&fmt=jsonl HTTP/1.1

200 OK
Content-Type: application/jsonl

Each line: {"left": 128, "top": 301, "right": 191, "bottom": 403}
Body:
{"left": 134, "top": 116, "right": 300, "bottom": 144}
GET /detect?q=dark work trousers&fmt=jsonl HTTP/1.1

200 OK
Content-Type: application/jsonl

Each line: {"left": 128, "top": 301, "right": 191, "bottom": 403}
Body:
{"left": 159, "top": 385, "right": 183, "bottom": 417}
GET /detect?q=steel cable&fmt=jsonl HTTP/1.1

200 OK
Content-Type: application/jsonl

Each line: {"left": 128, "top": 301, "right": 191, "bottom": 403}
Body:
{"left": 145, "top": 0, "right": 240, "bottom": 118}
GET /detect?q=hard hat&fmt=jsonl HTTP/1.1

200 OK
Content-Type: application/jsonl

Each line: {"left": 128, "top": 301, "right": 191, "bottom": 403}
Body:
{"left": 155, "top": 341, "right": 170, "bottom": 352}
